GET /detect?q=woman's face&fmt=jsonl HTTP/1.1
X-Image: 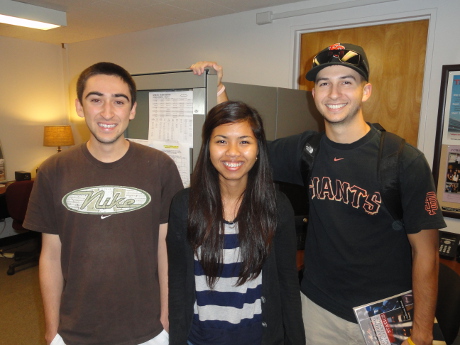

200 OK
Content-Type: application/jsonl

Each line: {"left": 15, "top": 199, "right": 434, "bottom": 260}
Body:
{"left": 209, "top": 120, "right": 258, "bottom": 188}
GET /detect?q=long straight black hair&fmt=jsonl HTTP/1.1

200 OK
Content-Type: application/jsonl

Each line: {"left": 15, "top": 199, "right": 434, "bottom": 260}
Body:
{"left": 188, "top": 101, "right": 277, "bottom": 288}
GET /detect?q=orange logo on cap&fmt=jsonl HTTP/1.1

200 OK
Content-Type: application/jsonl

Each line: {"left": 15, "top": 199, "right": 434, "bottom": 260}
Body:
{"left": 329, "top": 43, "right": 345, "bottom": 50}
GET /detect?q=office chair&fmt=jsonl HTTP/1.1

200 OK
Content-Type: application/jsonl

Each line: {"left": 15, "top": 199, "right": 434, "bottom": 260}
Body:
{"left": 436, "top": 262, "right": 460, "bottom": 345}
{"left": 4, "top": 180, "right": 40, "bottom": 275}
{"left": 0, "top": 192, "right": 8, "bottom": 219}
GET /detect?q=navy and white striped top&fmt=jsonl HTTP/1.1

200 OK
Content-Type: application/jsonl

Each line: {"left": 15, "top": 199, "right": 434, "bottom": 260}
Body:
{"left": 188, "top": 221, "right": 263, "bottom": 345}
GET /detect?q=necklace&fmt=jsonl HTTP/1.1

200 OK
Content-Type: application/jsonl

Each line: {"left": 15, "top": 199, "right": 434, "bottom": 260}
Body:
{"left": 222, "top": 197, "right": 241, "bottom": 224}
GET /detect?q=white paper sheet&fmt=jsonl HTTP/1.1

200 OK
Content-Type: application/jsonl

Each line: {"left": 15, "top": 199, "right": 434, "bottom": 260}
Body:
{"left": 151, "top": 141, "right": 191, "bottom": 187}
{"left": 148, "top": 90, "right": 193, "bottom": 145}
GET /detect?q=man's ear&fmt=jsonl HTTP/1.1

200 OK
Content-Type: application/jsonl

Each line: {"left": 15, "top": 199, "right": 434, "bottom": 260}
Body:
{"left": 75, "top": 99, "right": 84, "bottom": 118}
{"left": 362, "top": 83, "right": 372, "bottom": 103}
{"left": 129, "top": 102, "right": 137, "bottom": 120}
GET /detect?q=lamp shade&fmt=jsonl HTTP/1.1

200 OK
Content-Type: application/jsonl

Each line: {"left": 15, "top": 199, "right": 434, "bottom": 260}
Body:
{"left": 43, "top": 126, "right": 75, "bottom": 152}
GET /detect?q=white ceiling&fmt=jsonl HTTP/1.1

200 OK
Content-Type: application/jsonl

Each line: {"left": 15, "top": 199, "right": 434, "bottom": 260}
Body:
{"left": 0, "top": 0, "right": 306, "bottom": 45}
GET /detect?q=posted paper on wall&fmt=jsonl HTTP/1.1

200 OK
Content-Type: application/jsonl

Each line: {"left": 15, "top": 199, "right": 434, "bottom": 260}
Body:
{"left": 446, "top": 74, "right": 460, "bottom": 142}
{"left": 148, "top": 90, "right": 193, "bottom": 145}
{"left": 151, "top": 141, "right": 191, "bottom": 187}
{"left": 442, "top": 145, "right": 460, "bottom": 203}
{"left": 148, "top": 90, "right": 193, "bottom": 187}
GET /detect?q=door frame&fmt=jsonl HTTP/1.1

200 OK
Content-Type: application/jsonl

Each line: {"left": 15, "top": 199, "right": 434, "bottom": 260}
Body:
{"left": 288, "top": 8, "right": 438, "bottom": 151}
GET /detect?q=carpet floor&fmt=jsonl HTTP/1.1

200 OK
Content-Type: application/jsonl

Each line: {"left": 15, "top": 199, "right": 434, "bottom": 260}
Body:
{"left": 0, "top": 240, "right": 45, "bottom": 345}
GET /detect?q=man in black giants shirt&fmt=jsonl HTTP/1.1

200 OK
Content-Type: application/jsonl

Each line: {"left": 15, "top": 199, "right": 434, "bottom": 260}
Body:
{"left": 268, "top": 43, "right": 446, "bottom": 345}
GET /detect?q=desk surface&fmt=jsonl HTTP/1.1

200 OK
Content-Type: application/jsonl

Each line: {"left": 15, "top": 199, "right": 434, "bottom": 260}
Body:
{"left": 0, "top": 181, "right": 14, "bottom": 194}
{"left": 440, "top": 257, "right": 460, "bottom": 276}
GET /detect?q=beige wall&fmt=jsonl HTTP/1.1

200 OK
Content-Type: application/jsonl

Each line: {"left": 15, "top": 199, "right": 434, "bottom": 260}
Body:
{"left": 0, "top": 37, "right": 69, "bottom": 238}
{"left": 0, "top": 37, "right": 68, "bottom": 180}
{"left": 1, "top": 0, "right": 460, "bottom": 233}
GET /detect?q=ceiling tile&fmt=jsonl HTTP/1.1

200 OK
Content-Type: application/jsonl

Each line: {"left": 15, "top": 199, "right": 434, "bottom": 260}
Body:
{"left": 1, "top": 0, "right": 308, "bottom": 44}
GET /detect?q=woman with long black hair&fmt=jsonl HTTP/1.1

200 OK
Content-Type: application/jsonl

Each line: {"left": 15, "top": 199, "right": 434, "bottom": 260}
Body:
{"left": 167, "top": 101, "right": 304, "bottom": 345}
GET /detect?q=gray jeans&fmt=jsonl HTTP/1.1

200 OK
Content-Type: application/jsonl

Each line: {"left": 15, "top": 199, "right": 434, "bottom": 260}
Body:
{"left": 301, "top": 292, "right": 366, "bottom": 345}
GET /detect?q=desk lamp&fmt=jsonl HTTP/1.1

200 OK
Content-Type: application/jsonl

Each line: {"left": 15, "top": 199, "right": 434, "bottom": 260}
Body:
{"left": 43, "top": 125, "right": 75, "bottom": 152}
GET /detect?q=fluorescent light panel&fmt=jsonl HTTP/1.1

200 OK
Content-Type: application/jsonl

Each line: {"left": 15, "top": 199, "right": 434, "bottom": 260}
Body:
{"left": 257, "top": 0, "right": 398, "bottom": 25}
{"left": 0, "top": 13, "right": 59, "bottom": 29}
{"left": 0, "top": 0, "right": 66, "bottom": 30}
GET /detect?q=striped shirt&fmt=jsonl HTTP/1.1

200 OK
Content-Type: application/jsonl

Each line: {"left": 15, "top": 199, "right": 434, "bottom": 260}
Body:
{"left": 189, "top": 221, "right": 263, "bottom": 345}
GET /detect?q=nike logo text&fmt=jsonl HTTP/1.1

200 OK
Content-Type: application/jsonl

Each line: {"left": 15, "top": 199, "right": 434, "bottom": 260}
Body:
{"left": 334, "top": 157, "right": 344, "bottom": 161}
{"left": 101, "top": 215, "right": 112, "bottom": 219}
{"left": 62, "top": 186, "right": 151, "bottom": 215}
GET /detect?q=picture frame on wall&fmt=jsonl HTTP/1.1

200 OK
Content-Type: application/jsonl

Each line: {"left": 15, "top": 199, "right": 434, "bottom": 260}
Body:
{"left": 433, "top": 64, "right": 460, "bottom": 218}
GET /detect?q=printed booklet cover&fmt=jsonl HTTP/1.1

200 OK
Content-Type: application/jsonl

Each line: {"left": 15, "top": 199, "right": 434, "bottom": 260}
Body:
{"left": 0, "top": 140, "right": 5, "bottom": 181}
{"left": 353, "top": 290, "right": 446, "bottom": 345}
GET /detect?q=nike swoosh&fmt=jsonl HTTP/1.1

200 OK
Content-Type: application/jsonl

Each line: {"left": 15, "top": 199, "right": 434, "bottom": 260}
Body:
{"left": 334, "top": 157, "right": 344, "bottom": 161}
{"left": 101, "top": 215, "right": 112, "bottom": 219}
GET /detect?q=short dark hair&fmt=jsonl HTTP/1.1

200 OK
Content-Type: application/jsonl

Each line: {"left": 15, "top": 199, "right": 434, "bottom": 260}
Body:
{"left": 76, "top": 62, "right": 137, "bottom": 107}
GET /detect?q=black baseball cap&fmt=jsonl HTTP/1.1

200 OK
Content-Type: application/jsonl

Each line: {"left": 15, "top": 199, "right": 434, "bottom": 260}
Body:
{"left": 306, "top": 43, "right": 369, "bottom": 82}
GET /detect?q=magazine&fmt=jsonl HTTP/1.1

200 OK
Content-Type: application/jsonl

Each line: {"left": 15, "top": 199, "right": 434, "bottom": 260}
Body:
{"left": 0, "top": 141, "right": 5, "bottom": 181}
{"left": 353, "top": 290, "right": 446, "bottom": 345}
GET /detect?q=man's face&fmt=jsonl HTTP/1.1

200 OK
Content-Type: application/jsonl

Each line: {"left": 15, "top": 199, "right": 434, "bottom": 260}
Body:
{"left": 312, "top": 65, "right": 371, "bottom": 126}
{"left": 76, "top": 74, "right": 136, "bottom": 146}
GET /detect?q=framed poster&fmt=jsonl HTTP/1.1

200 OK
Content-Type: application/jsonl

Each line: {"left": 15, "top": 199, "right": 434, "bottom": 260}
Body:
{"left": 433, "top": 65, "right": 460, "bottom": 218}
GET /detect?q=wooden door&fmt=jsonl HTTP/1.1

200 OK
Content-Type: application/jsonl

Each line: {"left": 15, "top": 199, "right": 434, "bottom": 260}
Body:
{"left": 299, "top": 20, "right": 429, "bottom": 146}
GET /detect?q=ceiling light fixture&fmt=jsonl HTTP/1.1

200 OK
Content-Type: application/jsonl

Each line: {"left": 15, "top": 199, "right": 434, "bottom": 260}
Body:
{"left": 256, "top": 0, "right": 398, "bottom": 25}
{"left": 0, "top": 0, "right": 66, "bottom": 30}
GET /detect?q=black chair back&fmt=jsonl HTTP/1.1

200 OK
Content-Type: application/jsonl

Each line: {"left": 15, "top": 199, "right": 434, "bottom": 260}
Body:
{"left": 436, "top": 263, "right": 460, "bottom": 344}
